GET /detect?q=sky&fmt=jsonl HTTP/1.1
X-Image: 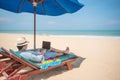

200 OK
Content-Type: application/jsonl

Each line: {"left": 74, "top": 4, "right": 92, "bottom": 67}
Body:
{"left": 0, "top": 0, "right": 120, "bottom": 30}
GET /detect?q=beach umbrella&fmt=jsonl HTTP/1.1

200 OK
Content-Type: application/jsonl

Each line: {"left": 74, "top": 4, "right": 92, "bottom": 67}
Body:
{"left": 0, "top": 0, "right": 84, "bottom": 49}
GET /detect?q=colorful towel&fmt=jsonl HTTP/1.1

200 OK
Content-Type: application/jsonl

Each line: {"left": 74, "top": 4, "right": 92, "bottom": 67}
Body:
{"left": 39, "top": 58, "right": 61, "bottom": 70}
{"left": 39, "top": 54, "right": 77, "bottom": 70}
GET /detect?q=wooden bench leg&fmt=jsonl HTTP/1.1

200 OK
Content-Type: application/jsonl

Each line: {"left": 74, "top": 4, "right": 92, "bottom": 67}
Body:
{"left": 8, "top": 74, "right": 27, "bottom": 80}
{"left": 0, "top": 62, "right": 6, "bottom": 70}
{"left": 0, "top": 61, "right": 6, "bottom": 77}
{"left": 66, "top": 62, "right": 73, "bottom": 70}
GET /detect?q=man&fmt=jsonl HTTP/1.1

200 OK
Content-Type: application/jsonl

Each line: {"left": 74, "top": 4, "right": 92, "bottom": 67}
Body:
{"left": 17, "top": 37, "right": 70, "bottom": 63}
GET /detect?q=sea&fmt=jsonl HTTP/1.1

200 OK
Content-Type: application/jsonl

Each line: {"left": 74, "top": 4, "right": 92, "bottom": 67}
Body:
{"left": 0, "top": 30, "right": 120, "bottom": 37}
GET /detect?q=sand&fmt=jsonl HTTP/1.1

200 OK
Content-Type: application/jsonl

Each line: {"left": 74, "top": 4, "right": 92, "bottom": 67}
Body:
{"left": 0, "top": 33, "right": 120, "bottom": 80}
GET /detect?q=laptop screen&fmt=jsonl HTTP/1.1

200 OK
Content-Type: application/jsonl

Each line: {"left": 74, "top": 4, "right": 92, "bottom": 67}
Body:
{"left": 42, "top": 41, "right": 51, "bottom": 49}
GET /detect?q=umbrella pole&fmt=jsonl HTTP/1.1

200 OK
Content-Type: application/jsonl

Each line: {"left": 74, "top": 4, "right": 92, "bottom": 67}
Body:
{"left": 33, "top": 1, "right": 42, "bottom": 50}
{"left": 34, "top": 5, "right": 36, "bottom": 49}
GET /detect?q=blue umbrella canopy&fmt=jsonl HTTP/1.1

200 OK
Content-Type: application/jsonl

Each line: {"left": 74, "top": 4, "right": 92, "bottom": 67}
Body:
{"left": 0, "top": 0, "right": 84, "bottom": 16}
{"left": 0, "top": 0, "right": 84, "bottom": 49}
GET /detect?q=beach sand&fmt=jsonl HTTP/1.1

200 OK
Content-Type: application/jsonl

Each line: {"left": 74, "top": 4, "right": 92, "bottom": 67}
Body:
{"left": 0, "top": 33, "right": 120, "bottom": 80}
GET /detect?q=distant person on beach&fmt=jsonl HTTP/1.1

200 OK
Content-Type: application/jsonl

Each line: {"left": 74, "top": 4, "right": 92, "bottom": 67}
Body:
{"left": 16, "top": 37, "right": 70, "bottom": 62}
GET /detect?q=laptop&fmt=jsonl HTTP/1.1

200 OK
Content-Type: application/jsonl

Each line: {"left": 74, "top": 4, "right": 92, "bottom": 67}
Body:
{"left": 42, "top": 41, "right": 51, "bottom": 49}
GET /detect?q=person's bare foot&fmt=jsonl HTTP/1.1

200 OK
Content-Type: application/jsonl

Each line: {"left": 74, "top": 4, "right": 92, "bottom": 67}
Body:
{"left": 64, "top": 47, "right": 70, "bottom": 54}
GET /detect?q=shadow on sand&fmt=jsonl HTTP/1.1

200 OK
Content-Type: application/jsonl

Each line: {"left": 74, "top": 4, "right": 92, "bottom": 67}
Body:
{"left": 28, "top": 56, "right": 86, "bottom": 80}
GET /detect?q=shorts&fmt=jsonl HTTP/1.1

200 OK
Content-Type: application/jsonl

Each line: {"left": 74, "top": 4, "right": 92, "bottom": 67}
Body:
{"left": 44, "top": 50, "right": 57, "bottom": 60}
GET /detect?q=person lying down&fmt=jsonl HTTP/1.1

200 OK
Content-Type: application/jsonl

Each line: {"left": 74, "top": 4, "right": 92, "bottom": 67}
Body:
{"left": 16, "top": 37, "right": 70, "bottom": 63}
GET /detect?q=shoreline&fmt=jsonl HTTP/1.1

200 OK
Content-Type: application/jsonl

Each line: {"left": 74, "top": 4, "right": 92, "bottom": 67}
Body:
{"left": 0, "top": 33, "right": 120, "bottom": 38}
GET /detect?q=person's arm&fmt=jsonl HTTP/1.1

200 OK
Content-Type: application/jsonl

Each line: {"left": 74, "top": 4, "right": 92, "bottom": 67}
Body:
{"left": 32, "top": 49, "right": 46, "bottom": 55}
{"left": 40, "top": 49, "right": 47, "bottom": 55}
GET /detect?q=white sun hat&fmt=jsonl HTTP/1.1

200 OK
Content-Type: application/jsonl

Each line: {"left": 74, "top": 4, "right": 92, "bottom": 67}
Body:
{"left": 17, "top": 37, "right": 29, "bottom": 46}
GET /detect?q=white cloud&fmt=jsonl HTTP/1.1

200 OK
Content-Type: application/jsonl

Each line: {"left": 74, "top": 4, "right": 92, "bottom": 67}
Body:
{"left": 105, "top": 20, "right": 120, "bottom": 25}
{"left": 109, "top": 20, "right": 120, "bottom": 25}
{"left": 47, "top": 21, "right": 57, "bottom": 25}
{"left": 19, "top": 22, "right": 32, "bottom": 27}
{"left": 0, "top": 17, "right": 13, "bottom": 23}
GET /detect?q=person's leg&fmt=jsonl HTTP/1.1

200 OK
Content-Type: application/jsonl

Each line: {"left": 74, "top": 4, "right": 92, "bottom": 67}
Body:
{"left": 56, "top": 52, "right": 64, "bottom": 56}
{"left": 43, "top": 47, "right": 70, "bottom": 59}
{"left": 50, "top": 47, "right": 69, "bottom": 54}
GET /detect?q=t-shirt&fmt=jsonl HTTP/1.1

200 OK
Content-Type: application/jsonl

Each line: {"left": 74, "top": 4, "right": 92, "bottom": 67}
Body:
{"left": 18, "top": 50, "right": 45, "bottom": 63}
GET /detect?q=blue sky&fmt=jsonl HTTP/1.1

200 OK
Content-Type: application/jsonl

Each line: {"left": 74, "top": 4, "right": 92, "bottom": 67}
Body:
{"left": 0, "top": 0, "right": 120, "bottom": 30}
